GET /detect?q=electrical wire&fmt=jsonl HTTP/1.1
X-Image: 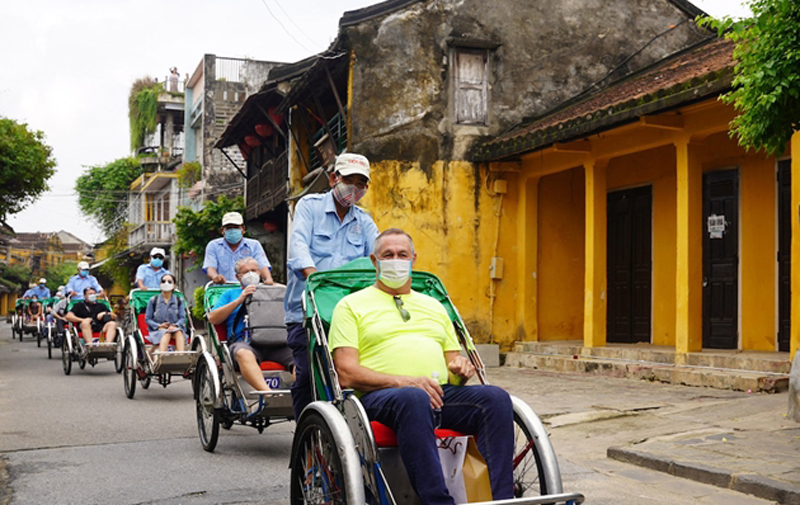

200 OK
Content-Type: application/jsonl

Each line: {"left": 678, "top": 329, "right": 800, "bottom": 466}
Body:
{"left": 258, "top": 0, "right": 315, "bottom": 54}
{"left": 271, "top": 0, "right": 326, "bottom": 50}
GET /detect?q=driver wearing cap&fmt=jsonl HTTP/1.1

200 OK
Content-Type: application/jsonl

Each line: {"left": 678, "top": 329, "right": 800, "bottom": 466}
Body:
{"left": 136, "top": 247, "right": 172, "bottom": 289}
{"left": 25, "top": 278, "right": 51, "bottom": 299}
{"left": 203, "top": 211, "right": 273, "bottom": 284}
{"left": 66, "top": 261, "right": 104, "bottom": 301}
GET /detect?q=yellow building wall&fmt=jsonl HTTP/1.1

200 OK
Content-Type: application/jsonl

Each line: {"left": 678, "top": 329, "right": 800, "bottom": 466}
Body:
{"left": 536, "top": 167, "right": 586, "bottom": 340}
{"left": 606, "top": 145, "right": 677, "bottom": 346}
{"left": 360, "top": 160, "right": 515, "bottom": 343}
{"left": 701, "top": 132, "right": 777, "bottom": 351}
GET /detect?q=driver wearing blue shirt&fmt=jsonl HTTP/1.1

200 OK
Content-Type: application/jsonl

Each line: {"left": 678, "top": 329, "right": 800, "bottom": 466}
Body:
{"left": 284, "top": 153, "right": 379, "bottom": 420}
{"left": 25, "top": 278, "right": 51, "bottom": 299}
{"left": 203, "top": 212, "right": 273, "bottom": 284}
{"left": 136, "top": 247, "right": 172, "bottom": 289}
{"left": 66, "top": 261, "right": 103, "bottom": 301}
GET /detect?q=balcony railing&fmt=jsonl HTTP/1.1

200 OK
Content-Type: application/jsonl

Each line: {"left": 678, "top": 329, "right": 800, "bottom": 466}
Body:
{"left": 309, "top": 111, "right": 348, "bottom": 170}
{"left": 216, "top": 57, "right": 247, "bottom": 83}
{"left": 245, "top": 151, "right": 288, "bottom": 220}
{"left": 129, "top": 221, "right": 175, "bottom": 248}
{"left": 162, "top": 75, "right": 186, "bottom": 93}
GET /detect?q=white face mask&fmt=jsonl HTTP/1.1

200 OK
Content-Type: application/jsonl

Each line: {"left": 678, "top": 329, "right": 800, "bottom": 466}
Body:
{"left": 160, "top": 280, "right": 174, "bottom": 292}
{"left": 240, "top": 271, "right": 260, "bottom": 287}
{"left": 378, "top": 259, "right": 412, "bottom": 289}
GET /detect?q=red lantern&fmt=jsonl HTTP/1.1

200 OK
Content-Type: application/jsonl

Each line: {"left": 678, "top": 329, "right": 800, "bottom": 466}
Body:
{"left": 244, "top": 135, "right": 261, "bottom": 147}
{"left": 238, "top": 142, "right": 252, "bottom": 160}
{"left": 268, "top": 107, "right": 283, "bottom": 126}
{"left": 255, "top": 123, "right": 273, "bottom": 137}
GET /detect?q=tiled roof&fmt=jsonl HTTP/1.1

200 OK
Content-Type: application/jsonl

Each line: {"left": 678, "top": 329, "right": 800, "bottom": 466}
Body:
{"left": 475, "top": 38, "right": 735, "bottom": 162}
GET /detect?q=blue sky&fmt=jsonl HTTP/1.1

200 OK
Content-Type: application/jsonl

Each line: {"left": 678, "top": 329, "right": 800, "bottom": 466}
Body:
{"left": 0, "top": 0, "right": 750, "bottom": 244}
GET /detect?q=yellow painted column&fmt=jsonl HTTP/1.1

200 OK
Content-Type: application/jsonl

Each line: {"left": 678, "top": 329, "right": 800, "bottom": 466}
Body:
{"left": 517, "top": 176, "right": 539, "bottom": 341}
{"left": 791, "top": 131, "right": 800, "bottom": 359}
{"left": 584, "top": 158, "right": 607, "bottom": 348}
{"left": 674, "top": 135, "right": 703, "bottom": 355}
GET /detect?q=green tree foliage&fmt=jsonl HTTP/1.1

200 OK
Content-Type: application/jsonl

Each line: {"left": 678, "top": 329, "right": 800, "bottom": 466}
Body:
{"left": 176, "top": 161, "right": 202, "bottom": 189}
{"left": 1, "top": 263, "right": 31, "bottom": 286}
{"left": 45, "top": 261, "right": 77, "bottom": 290}
{"left": 129, "top": 77, "right": 162, "bottom": 151}
{"left": 173, "top": 195, "right": 245, "bottom": 270}
{"left": 192, "top": 285, "right": 206, "bottom": 320}
{"left": 0, "top": 117, "right": 56, "bottom": 222}
{"left": 699, "top": 0, "right": 800, "bottom": 155}
{"left": 75, "top": 157, "right": 141, "bottom": 236}
{"left": 99, "top": 228, "right": 132, "bottom": 292}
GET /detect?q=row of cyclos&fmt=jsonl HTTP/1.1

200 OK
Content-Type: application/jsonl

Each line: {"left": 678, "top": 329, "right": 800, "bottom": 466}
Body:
{"left": 10, "top": 265, "right": 584, "bottom": 505}
{"left": 11, "top": 295, "right": 125, "bottom": 370}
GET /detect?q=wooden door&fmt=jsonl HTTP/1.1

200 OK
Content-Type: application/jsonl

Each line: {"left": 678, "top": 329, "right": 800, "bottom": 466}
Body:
{"left": 607, "top": 186, "right": 652, "bottom": 343}
{"left": 778, "top": 160, "right": 791, "bottom": 352}
{"left": 703, "top": 170, "right": 739, "bottom": 349}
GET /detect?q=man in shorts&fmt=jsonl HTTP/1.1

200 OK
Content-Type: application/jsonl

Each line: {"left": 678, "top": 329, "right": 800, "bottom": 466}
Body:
{"left": 208, "top": 257, "right": 293, "bottom": 392}
{"left": 66, "top": 287, "right": 118, "bottom": 347}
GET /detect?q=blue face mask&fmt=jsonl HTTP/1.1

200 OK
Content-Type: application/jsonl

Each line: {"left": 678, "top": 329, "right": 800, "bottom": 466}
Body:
{"left": 79, "top": 270, "right": 89, "bottom": 278}
{"left": 150, "top": 258, "right": 163, "bottom": 268}
{"left": 225, "top": 228, "right": 242, "bottom": 244}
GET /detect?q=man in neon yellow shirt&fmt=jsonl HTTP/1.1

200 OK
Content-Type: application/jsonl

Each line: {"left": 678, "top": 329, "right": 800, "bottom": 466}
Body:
{"left": 329, "top": 228, "right": 514, "bottom": 504}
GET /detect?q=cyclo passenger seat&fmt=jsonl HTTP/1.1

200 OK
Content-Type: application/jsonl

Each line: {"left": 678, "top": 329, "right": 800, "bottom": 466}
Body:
{"left": 223, "top": 284, "right": 289, "bottom": 372}
{"left": 370, "top": 423, "right": 465, "bottom": 448}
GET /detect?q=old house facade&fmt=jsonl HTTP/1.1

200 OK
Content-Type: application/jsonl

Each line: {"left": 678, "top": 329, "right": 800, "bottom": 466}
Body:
{"left": 217, "top": 0, "right": 709, "bottom": 340}
{"left": 475, "top": 37, "right": 799, "bottom": 358}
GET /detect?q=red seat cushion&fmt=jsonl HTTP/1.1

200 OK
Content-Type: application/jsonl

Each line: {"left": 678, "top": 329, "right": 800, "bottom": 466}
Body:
{"left": 214, "top": 323, "right": 228, "bottom": 342}
{"left": 370, "top": 421, "right": 466, "bottom": 448}
{"left": 136, "top": 313, "right": 149, "bottom": 337}
{"left": 260, "top": 361, "right": 287, "bottom": 371}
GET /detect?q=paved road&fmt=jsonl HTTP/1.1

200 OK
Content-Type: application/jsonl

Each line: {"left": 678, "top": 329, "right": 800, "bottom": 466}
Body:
{"left": 0, "top": 323, "right": 778, "bottom": 504}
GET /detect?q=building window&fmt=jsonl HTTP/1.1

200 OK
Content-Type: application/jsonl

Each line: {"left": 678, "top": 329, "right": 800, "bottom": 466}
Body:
{"left": 454, "top": 48, "right": 488, "bottom": 125}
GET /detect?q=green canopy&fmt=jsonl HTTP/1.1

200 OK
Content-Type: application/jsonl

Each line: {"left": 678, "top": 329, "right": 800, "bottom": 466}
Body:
{"left": 129, "top": 289, "right": 187, "bottom": 315}
{"left": 303, "top": 257, "right": 456, "bottom": 328}
{"left": 203, "top": 283, "right": 241, "bottom": 314}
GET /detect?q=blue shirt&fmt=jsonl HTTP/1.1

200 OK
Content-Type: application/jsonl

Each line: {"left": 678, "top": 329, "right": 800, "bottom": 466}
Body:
{"left": 285, "top": 191, "right": 379, "bottom": 323}
{"left": 145, "top": 293, "right": 186, "bottom": 332}
{"left": 203, "top": 237, "right": 270, "bottom": 282}
{"left": 213, "top": 288, "right": 247, "bottom": 343}
{"left": 136, "top": 263, "right": 172, "bottom": 289}
{"left": 29, "top": 286, "right": 51, "bottom": 298}
{"left": 66, "top": 274, "right": 103, "bottom": 300}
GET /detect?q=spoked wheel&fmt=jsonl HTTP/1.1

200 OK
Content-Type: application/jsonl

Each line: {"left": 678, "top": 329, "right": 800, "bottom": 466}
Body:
{"left": 61, "top": 337, "right": 72, "bottom": 376}
{"left": 47, "top": 327, "right": 53, "bottom": 359}
{"left": 123, "top": 344, "right": 137, "bottom": 399}
{"left": 195, "top": 358, "right": 220, "bottom": 452}
{"left": 290, "top": 411, "right": 351, "bottom": 505}
{"left": 114, "top": 337, "right": 124, "bottom": 373}
{"left": 37, "top": 329, "right": 42, "bottom": 347}
{"left": 512, "top": 412, "right": 550, "bottom": 497}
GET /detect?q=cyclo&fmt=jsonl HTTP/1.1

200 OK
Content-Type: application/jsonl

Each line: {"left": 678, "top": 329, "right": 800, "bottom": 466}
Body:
{"left": 43, "top": 296, "right": 66, "bottom": 360}
{"left": 289, "top": 259, "right": 584, "bottom": 505}
{"left": 61, "top": 296, "right": 125, "bottom": 375}
{"left": 11, "top": 298, "right": 43, "bottom": 342}
{"left": 122, "top": 288, "right": 204, "bottom": 399}
{"left": 193, "top": 281, "right": 294, "bottom": 452}
{"left": 40, "top": 296, "right": 59, "bottom": 352}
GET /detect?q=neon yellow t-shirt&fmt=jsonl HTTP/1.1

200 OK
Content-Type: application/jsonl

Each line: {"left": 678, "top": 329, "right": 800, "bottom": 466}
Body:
{"left": 329, "top": 286, "right": 461, "bottom": 386}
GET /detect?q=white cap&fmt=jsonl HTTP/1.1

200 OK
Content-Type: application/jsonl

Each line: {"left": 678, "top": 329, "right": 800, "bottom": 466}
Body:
{"left": 221, "top": 212, "right": 244, "bottom": 226}
{"left": 57, "top": 285, "right": 65, "bottom": 291}
{"left": 78, "top": 261, "right": 90, "bottom": 270}
{"left": 334, "top": 153, "right": 370, "bottom": 181}
{"left": 150, "top": 247, "right": 166, "bottom": 257}
{"left": 39, "top": 278, "right": 47, "bottom": 284}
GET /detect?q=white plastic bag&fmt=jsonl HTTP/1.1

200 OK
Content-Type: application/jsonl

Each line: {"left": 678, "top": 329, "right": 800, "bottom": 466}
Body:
{"left": 437, "top": 435, "right": 469, "bottom": 503}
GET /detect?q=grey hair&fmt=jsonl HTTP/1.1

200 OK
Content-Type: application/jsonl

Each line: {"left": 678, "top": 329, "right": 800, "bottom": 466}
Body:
{"left": 373, "top": 228, "right": 415, "bottom": 255}
{"left": 234, "top": 257, "right": 258, "bottom": 275}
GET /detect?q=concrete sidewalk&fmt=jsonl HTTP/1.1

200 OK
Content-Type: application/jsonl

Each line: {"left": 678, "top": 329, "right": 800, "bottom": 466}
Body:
{"left": 607, "top": 393, "right": 800, "bottom": 504}
{"left": 487, "top": 367, "right": 799, "bottom": 504}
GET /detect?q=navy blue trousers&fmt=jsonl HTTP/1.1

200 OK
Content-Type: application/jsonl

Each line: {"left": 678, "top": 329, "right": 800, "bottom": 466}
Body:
{"left": 360, "top": 385, "right": 514, "bottom": 505}
{"left": 287, "top": 322, "right": 312, "bottom": 420}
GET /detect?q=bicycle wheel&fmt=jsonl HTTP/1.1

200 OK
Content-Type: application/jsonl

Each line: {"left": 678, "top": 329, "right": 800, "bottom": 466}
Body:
{"left": 124, "top": 343, "right": 137, "bottom": 399}
{"left": 195, "top": 358, "right": 220, "bottom": 452}
{"left": 291, "top": 411, "right": 352, "bottom": 505}
{"left": 512, "top": 411, "right": 549, "bottom": 497}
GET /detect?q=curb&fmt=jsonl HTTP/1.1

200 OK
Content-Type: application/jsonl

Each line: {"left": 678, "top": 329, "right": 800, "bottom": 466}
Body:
{"left": 608, "top": 446, "right": 800, "bottom": 504}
